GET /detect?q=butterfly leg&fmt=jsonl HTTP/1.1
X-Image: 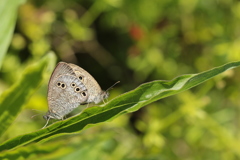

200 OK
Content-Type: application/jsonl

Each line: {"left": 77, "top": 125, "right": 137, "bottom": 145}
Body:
{"left": 42, "top": 117, "right": 50, "bottom": 129}
{"left": 102, "top": 99, "right": 106, "bottom": 104}
{"left": 62, "top": 116, "right": 66, "bottom": 120}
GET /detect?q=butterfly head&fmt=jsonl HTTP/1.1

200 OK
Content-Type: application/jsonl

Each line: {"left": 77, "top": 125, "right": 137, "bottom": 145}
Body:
{"left": 43, "top": 114, "right": 49, "bottom": 121}
{"left": 101, "top": 90, "right": 109, "bottom": 101}
{"left": 93, "top": 91, "right": 109, "bottom": 104}
{"left": 102, "top": 91, "right": 110, "bottom": 99}
{"left": 94, "top": 81, "right": 120, "bottom": 104}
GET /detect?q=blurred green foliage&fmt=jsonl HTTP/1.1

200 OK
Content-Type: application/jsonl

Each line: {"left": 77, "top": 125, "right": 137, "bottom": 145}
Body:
{"left": 1, "top": 0, "right": 240, "bottom": 159}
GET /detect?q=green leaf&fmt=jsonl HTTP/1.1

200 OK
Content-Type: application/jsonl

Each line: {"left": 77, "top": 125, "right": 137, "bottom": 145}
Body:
{"left": 0, "top": 0, "right": 25, "bottom": 69}
{"left": 0, "top": 52, "right": 56, "bottom": 138}
{"left": 0, "top": 61, "right": 240, "bottom": 152}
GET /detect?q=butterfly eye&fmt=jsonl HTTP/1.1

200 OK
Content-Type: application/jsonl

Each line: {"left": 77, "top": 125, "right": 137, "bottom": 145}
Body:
{"left": 71, "top": 83, "right": 76, "bottom": 87}
{"left": 81, "top": 91, "right": 87, "bottom": 97}
{"left": 75, "top": 87, "right": 81, "bottom": 92}
{"left": 61, "top": 83, "right": 66, "bottom": 89}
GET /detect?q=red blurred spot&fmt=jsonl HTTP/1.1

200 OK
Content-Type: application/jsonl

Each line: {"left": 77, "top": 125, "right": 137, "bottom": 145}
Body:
{"left": 129, "top": 24, "right": 144, "bottom": 41}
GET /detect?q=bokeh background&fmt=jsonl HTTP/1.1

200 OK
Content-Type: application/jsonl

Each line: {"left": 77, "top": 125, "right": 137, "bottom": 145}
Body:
{"left": 1, "top": 0, "right": 240, "bottom": 159}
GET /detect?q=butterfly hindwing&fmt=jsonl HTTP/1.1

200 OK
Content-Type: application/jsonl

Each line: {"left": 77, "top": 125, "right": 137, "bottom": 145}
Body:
{"left": 47, "top": 74, "right": 88, "bottom": 118}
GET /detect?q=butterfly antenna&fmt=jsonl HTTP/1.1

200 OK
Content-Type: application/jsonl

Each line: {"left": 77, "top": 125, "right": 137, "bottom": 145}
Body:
{"left": 31, "top": 109, "right": 44, "bottom": 119}
{"left": 106, "top": 81, "right": 120, "bottom": 92}
{"left": 42, "top": 117, "right": 50, "bottom": 129}
{"left": 31, "top": 113, "right": 41, "bottom": 119}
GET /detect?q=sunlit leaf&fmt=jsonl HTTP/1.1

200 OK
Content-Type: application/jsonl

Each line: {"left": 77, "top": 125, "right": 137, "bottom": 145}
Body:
{"left": 0, "top": 52, "right": 56, "bottom": 138}
{"left": 0, "top": 0, "right": 25, "bottom": 69}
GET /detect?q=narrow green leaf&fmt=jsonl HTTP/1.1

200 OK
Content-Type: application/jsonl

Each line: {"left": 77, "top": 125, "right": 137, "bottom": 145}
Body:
{"left": 0, "top": 61, "right": 239, "bottom": 152}
{"left": 0, "top": 52, "right": 56, "bottom": 138}
{"left": 0, "top": 0, "right": 25, "bottom": 69}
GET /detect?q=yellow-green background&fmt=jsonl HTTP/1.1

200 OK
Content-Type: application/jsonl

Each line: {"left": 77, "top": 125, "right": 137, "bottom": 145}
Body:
{"left": 1, "top": 0, "right": 240, "bottom": 159}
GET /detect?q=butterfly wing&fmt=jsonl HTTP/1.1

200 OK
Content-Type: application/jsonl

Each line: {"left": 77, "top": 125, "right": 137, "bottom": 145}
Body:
{"left": 47, "top": 63, "right": 88, "bottom": 119}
